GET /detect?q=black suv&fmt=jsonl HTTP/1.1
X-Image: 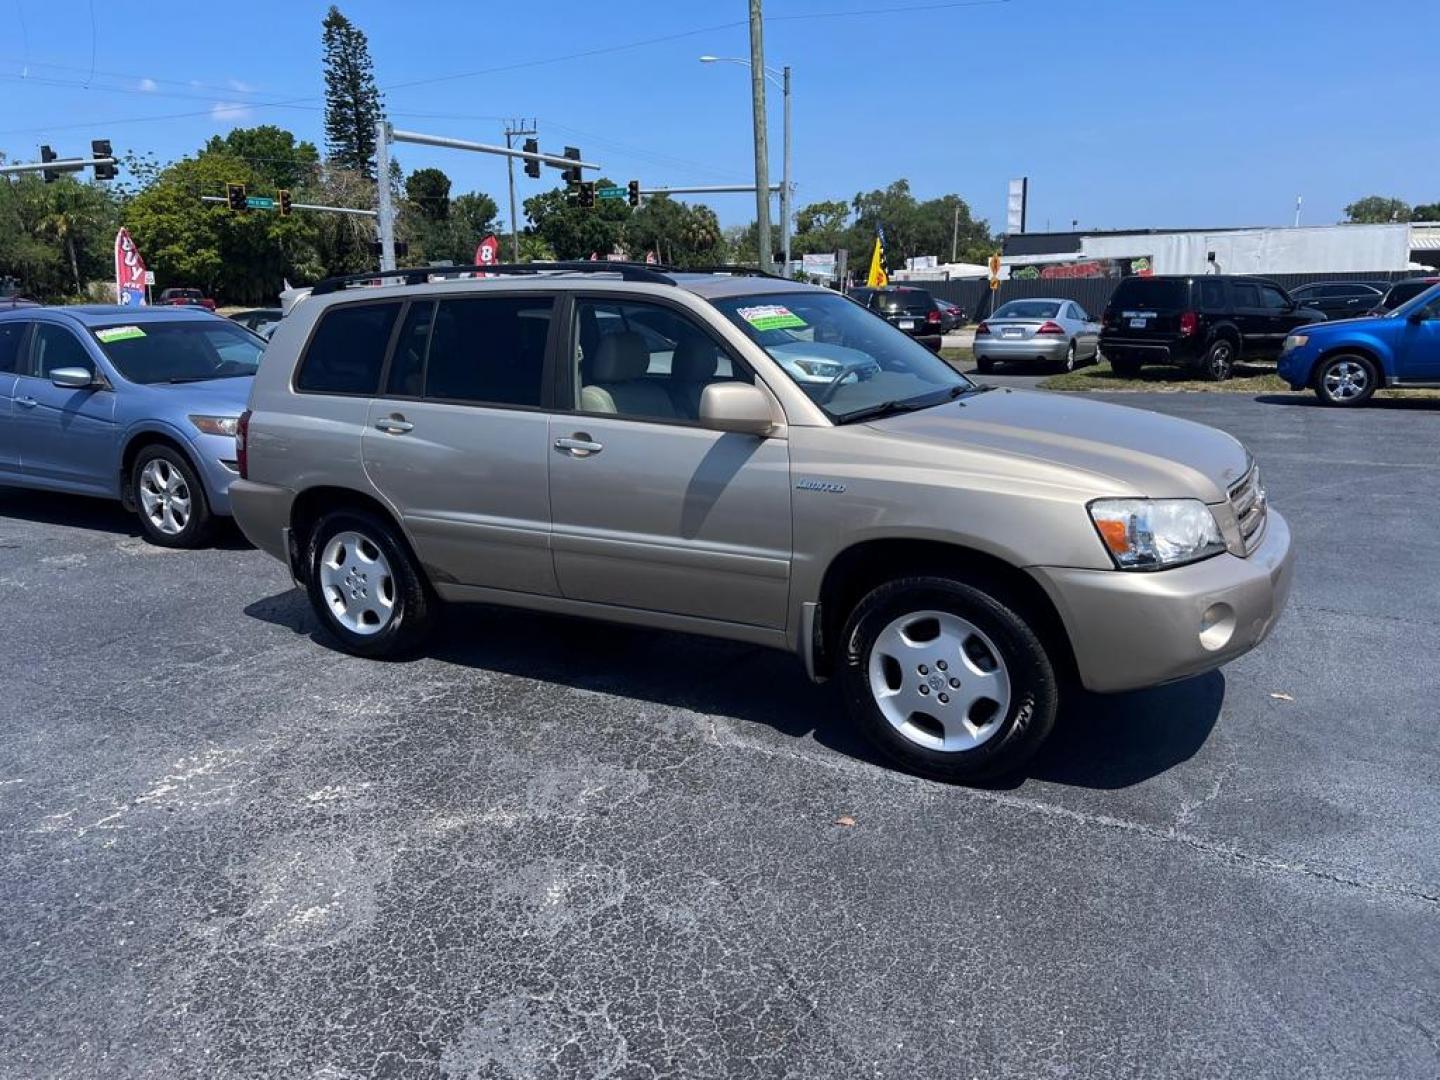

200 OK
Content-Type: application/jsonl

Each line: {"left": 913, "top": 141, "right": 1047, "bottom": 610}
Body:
{"left": 1372, "top": 276, "right": 1440, "bottom": 315}
{"left": 1286, "top": 280, "right": 1386, "bottom": 321}
{"left": 861, "top": 286, "right": 945, "bottom": 346}
{"left": 1099, "top": 275, "right": 1325, "bottom": 380}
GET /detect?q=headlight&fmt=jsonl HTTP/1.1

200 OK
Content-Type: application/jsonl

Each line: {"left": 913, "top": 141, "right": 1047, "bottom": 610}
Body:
{"left": 1088, "top": 498, "right": 1226, "bottom": 570}
{"left": 1282, "top": 334, "right": 1309, "bottom": 351}
{"left": 792, "top": 359, "right": 842, "bottom": 377}
{"left": 189, "top": 414, "right": 239, "bottom": 437}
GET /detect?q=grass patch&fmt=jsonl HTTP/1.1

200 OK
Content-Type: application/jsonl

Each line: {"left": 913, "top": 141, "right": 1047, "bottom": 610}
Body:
{"left": 1039, "top": 359, "right": 1288, "bottom": 393}
{"left": 939, "top": 347, "right": 974, "bottom": 370}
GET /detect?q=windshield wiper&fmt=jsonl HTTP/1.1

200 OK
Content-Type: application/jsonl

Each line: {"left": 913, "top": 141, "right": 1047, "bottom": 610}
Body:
{"left": 837, "top": 384, "right": 973, "bottom": 424}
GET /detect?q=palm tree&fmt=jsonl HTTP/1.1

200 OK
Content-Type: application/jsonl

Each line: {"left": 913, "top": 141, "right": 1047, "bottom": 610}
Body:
{"left": 42, "top": 185, "right": 103, "bottom": 296}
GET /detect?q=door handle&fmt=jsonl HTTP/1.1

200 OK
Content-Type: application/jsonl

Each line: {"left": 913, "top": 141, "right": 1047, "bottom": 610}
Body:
{"left": 15, "top": 396, "right": 37, "bottom": 408}
{"left": 554, "top": 434, "right": 603, "bottom": 457}
{"left": 374, "top": 416, "right": 413, "bottom": 434}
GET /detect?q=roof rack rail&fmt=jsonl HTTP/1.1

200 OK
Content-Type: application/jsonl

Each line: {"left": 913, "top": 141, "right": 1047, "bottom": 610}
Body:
{"left": 310, "top": 260, "right": 675, "bottom": 296}
{"left": 664, "top": 264, "right": 787, "bottom": 280}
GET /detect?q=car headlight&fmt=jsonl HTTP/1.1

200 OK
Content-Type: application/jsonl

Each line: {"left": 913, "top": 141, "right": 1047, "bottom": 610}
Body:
{"left": 792, "top": 359, "right": 842, "bottom": 377}
{"left": 1088, "top": 498, "right": 1226, "bottom": 570}
{"left": 189, "top": 414, "right": 239, "bottom": 437}
{"left": 1282, "top": 334, "right": 1309, "bottom": 351}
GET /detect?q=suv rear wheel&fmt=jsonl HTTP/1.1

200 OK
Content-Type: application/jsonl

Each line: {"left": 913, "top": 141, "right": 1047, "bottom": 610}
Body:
{"left": 838, "top": 576, "right": 1059, "bottom": 783}
{"left": 1198, "top": 338, "right": 1236, "bottom": 381}
{"left": 306, "top": 509, "right": 436, "bottom": 658}
{"left": 1314, "top": 353, "right": 1377, "bottom": 407}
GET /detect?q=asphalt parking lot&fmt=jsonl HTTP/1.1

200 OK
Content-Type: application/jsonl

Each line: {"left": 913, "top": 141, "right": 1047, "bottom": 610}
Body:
{"left": 2, "top": 390, "right": 1438, "bottom": 1079}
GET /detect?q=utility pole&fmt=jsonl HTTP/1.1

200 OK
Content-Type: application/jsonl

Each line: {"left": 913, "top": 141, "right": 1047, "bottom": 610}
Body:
{"left": 780, "top": 64, "right": 792, "bottom": 277}
{"left": 505, "top": 119, "right": 537, "bottom": 262}
{"left": 951, "top": 205, "right": 959, "bottom": 263}
{"left": 748, "top": 0, "right": 773, "bottom": 274}
{"left": 375, "top": 120, "right": 397, "bottom": 272}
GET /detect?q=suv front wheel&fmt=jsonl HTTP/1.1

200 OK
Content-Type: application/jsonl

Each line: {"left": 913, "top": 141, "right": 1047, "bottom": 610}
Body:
{"left": 838, "top": 576, "right": 1059, "bottom": 783}
{"left": 306, "top": 509, "right": 437, "bottom": 658}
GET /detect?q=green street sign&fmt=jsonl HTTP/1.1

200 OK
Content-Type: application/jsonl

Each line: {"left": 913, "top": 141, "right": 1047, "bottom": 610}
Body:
{"left": 596, "top": 186, "right": 625, "bottom": 200}
{"left": 246, "top": 196, "right": 276, "bottom": 210}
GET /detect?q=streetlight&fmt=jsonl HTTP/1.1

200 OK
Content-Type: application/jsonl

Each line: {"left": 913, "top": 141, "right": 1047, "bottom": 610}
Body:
{"left": 700, "top": 55, "right": 792, "bottom": 277}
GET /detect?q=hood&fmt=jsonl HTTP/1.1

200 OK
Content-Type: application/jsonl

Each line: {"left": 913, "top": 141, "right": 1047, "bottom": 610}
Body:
{"left": 139, "top": 376, "right": 253, "bottom": 413}
{"left": 1306, "top": 314, "right": 1390, "bottom": 334}
{"left": 868, "top": 389, "right": 1248, "bottom": 502}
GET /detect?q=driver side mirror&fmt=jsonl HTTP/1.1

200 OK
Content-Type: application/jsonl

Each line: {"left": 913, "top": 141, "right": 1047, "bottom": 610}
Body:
{"left": 49, "top": 366, "right": 96, "bottom": 389}
{"left": 699, "top": 382, "right": 774, "bottom": 436}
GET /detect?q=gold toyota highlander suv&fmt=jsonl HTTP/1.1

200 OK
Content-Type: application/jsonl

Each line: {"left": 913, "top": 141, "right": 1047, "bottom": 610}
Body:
{"left": 231, "top": 263, "right": 1294, "bottom": 783}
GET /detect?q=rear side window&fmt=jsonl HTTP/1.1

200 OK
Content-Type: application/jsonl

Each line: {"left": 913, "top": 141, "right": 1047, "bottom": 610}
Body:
{"left": 1109, "top": 278, "right": 1187, "bottom": 310}
{"left": 296, "top": 302, "right": 401, "bottom": 395}
{"left": 1200, "top": 279, "right": 1226, "bottom": 309}
{"left": 0, "top": 321, "right": 27, "bottom": 373}
{"left": 424, "top": 296, "right": 553, "bottom": 407}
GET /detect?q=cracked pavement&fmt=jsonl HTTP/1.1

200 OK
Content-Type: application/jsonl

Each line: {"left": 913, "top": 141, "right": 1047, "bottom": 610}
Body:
{"left": 1, "top": 391, "right": 1437, "bottom": 1078}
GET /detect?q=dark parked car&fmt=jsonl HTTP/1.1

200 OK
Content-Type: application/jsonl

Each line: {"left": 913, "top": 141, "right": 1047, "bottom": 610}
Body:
{"left": 935, "top": 297, "right": 966, "bottom": 331}
{"left": 1370, "top": 276, "right": 1440, "bottom": 315}
{"left": 1099, "top": 275, "right": 1325, "bottom": 380}
{"left": 158, "top": 287, "right": 217, "bottom": 312}
{"left": 229, "top": 307, "right": 283, "bottom": 339}
{"left": 862, "top": 286, "right": 944, "bottom": 345}
{"left": 1286, "top": 281, "right": 1386, "bottom": 321}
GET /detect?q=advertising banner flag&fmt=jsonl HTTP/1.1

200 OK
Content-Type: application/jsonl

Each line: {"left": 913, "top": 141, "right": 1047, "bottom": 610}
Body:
{"left": 114, "top": 228, "right": 147, "bottom": 307}
{"left": 865, "top": 228, "right": 888, "bottom": 288}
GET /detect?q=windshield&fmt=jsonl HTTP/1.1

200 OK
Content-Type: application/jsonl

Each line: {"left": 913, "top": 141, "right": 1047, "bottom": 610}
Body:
{"left": 711, "top": 291, "right": 971, "bottom": 422}
{"left": 91, "top": 320, "right": 263, "bottom": 384}
{"left": 993, "top": 300, "right": 1060, "bottom": 320}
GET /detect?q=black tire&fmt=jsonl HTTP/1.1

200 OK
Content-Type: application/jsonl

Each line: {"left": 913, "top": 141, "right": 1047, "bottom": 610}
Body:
{"left": 838, "top": 576, "right": 1059, "bottom": 784}
{"left": 131, "top": 444, "right": 214, "bottom": 548}
{"left": 305, "top": 509, "right": 437, "bottom": 658}
{"left": 1312, "top": 352, "right": 1378, "bottom": 407}
{"left": 1197, "top": 337, "right": 1237, "bottom": 381}
{"left": 1056, "top": 339, "right": 1077, "bottom": 373}
{"left": 975, "top": 357, "right": 994, "bottom": 374}
{"left": 1108, "top": 354, "right": 1142, "bottom": 377}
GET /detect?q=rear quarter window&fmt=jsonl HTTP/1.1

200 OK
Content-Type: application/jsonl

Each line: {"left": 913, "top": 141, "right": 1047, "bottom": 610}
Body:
{"left": 295, "top": 302, "right": 401, "bottom": 395}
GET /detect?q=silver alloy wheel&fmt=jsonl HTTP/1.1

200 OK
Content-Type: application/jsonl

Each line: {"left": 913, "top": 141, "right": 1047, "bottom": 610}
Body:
{"left": 1064, "top": 340, "right": 1076, "bottom": 371}
{"left": 1323, "top": 359, "right": 1369, "bottom": 401}
{"left": 318, "top": 530, "right": 396, "bottom": 636}
{"left": 138, "top": 458, "right": 192, "bottom": 536}
{"left": 867, "top": 609, "right": 1012, "bottom": 752}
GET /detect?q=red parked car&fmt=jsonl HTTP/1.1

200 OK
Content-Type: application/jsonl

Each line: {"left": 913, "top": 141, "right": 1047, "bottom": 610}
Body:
{"left": 158, "top": 287, "right": 217, "bottom": 311}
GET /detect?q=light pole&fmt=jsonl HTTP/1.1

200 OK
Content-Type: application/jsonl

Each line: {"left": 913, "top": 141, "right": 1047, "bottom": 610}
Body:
{"left": 700, "top": 54, "right": 792, "bottom": 276}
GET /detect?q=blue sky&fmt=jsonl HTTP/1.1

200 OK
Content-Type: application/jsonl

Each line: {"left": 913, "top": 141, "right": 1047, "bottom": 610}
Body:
{"left": 2, "top": 0, "right": 1436, "bottom": 235}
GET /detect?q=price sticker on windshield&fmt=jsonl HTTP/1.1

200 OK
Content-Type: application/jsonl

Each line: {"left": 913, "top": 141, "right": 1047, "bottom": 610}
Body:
{"left": 95, "top": 326, "right": 147, "bottom": 343}
{"left": 737, "top": 304, "right": 808, "bottom": 331}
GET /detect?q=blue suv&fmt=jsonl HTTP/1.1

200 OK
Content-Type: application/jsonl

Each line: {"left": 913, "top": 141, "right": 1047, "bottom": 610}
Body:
{"left": 0, "top": 305, "right": 264, "bottom": 545}
{"left": 1278, "top": 283, "right": 1440, "bottom": 406}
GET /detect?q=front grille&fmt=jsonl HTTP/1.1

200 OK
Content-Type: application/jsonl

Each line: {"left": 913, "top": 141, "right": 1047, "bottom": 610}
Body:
{"left": 1228, "top": 464, "right": 1267, "bottom": 554}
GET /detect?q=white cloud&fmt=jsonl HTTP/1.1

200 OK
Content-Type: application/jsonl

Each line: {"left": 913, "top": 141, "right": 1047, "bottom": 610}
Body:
{"left": 138, "top": 77, "right": 158, "bottom": 92}
{"left": 228, "top": 78, "right": 257, "bottom": 94}
{"left": 211, "top": 101, "right": 254, "bottom": 122}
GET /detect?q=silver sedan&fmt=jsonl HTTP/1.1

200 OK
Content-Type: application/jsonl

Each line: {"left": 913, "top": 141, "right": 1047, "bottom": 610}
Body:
{"left": 973, "top": 298, "right": 1100, "bottom": 373}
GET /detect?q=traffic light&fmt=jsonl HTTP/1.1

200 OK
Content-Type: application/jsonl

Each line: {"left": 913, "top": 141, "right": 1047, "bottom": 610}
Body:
{"left": 226, "top": 183, "right": 247, "bottom": 212}
{"left": 90, "top": 139, "right": 115, "bottom": 181}
{"left": 561, "top": 146, "right": 581, "bottom": 186}
{"left": 277, "top": 189, "right": 293, "bottom": 216}
{"left": 627, "top": 180, "right": 640, "bottom": 207}
{"left": 40, "top": 145, "right": 59, "bottom": 183}
{"left": 522, "top": 138, "right": 540, "bottom": 179}
{"left": 577, "top": 182, "right": 596, "bottom": 209}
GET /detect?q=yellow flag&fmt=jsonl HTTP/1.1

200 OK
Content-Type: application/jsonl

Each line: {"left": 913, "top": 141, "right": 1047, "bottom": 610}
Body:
{"left": 866, "top": 234, "right": 888, "bottom": 288}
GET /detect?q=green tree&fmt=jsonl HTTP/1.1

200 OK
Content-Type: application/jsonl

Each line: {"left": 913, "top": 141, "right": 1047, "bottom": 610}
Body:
{"left": 0, "top": 167, "right": 119, "bottom": 300}
{"left": 846, "top": 180, "right": 992, "bottom": 269}
{"left": 205, "top": 125, "right": 320, "bottom": 192}
{"left": 322, "top": 6, "right": 384, "bottom": 179}
{"left": 523, "top": 181, "right": 630, "bottom": 260}
{"left": 792, "top": 199, "right": 850, "bottom": 256}
{"left": 405, "top": 167, "right": 451, "bottom": 222}
{"left": 1344, "top": 195, "right": 1410, "bottom": 224}
{"left": 1411, "top": 203, "right": 1440, "bottom": 223}
{"left": 623, "top": 195, "right": 724, "bottom": 266}
{"left": 42, "top": 181, "right": 117, "bottom": 295}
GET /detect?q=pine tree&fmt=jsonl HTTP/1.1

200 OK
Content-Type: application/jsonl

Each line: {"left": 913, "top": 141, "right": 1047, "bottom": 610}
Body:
{"left": 321, "top": 6, "right": 383, "bottom": 180}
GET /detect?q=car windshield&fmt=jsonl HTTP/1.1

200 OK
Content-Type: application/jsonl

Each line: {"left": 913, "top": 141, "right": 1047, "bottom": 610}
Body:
{"left": 90, "top": 320, "right": 263, "bottom": 384}
{"left": 993, "top": 301, "right": 1060, "bottom": 319}
{"left": 711, "top": 291, "right": 971, "bottom": 423}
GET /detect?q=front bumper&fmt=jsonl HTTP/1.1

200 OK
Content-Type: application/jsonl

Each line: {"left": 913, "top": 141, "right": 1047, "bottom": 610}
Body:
{"left": 1029, "top": 509, "right": 1294, "bottom": 693}
{"left": 187, "top": 431, "right": 243, "bottom": 516}
{"left": 975, "top": 335, "right": 1070, "bottom": 363}
{"left": 1277, "top": 347, "right": 1316, "bottom": 390}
